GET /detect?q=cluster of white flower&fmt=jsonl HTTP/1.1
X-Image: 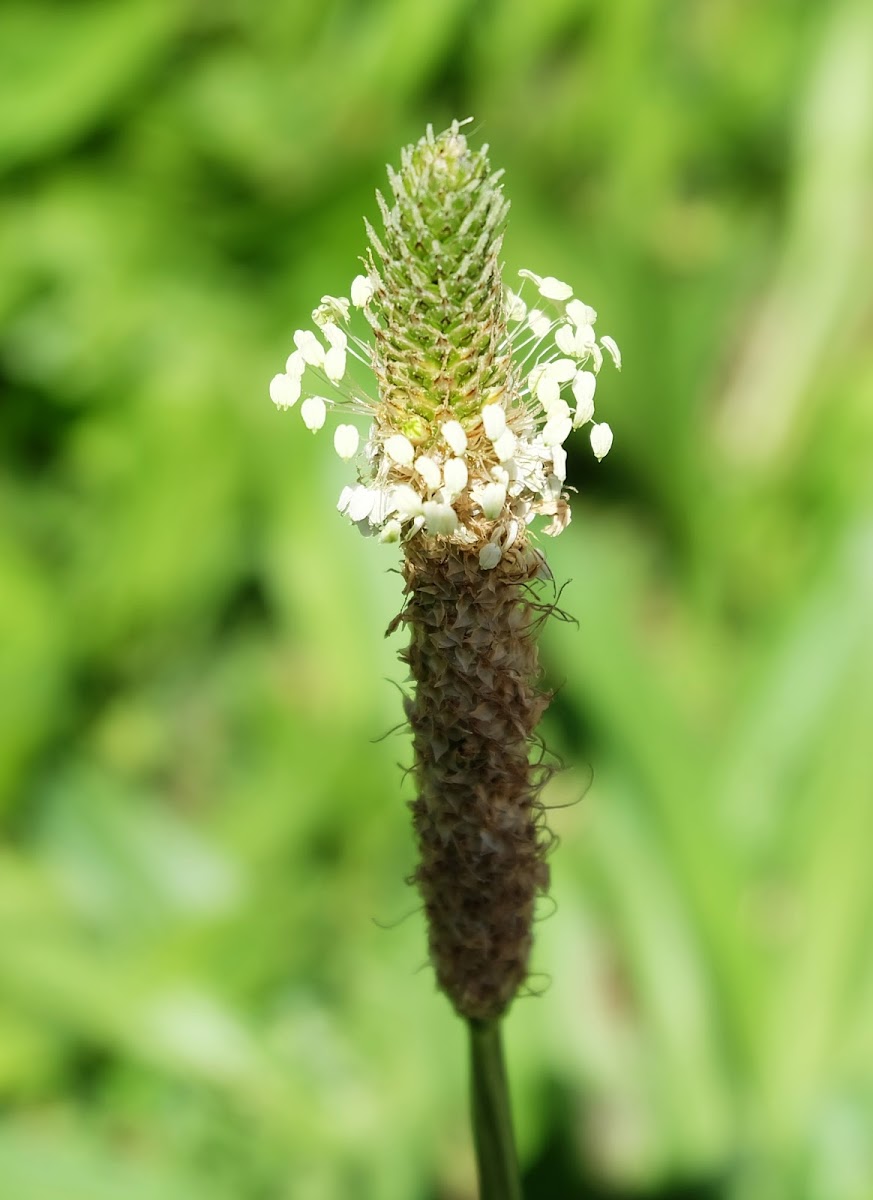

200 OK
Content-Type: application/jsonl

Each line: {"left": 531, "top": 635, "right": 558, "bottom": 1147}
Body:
{"left": 269, "top": 268, "right": 619, "bottom": 569}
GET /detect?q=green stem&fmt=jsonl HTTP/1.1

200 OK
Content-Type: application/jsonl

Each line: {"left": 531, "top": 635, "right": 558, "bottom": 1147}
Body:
{"left": 468, "top": 1018, "right": 523, "bottom": 1200}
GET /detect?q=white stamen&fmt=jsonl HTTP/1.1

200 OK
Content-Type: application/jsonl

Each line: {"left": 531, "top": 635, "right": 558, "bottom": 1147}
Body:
{"left": 337, "top": 485, "right": 354, "bottom": 513}
{"left": 571, "top": 371, "right": 596, "bottom": 425}
{"left": 554, "top": 325, "right": 576, "bottom": 356}
{"left": 369, "top": 488, "right": 395, "bottom": 525}
{"left": 478, "top": 482, "right": 507, "bottom": 519}
{"left": 441, "top": 420, "right": 467, "bottom": 455}
{"left": 544, "top": 399, "right": 572, "bottom": 423}
{"left": 324, "top": 346, "right": 346, "bottom": 382}
{"left": 347, "top": 486, "right": 377, "bottom": 522}
{"left": 270, "top": 373, "right": 301, "bottom": 410}
{"left": 385, "top": 434, "right": 415, "bottom": 465}
{"left": 393, "top": 485, "right": 424, "bottom": 519}
{"left": 285, "top": 349, "right": 306, "bottom": 378}
{"left": 539, "top": 276, "right": 573, "bottom": 301}
{"left": 566, "top": 299, "right": 597, "bottom": 327}
{"left": 536, "top": 374, "right": 561, "bottom": 410}
{"left": 505, "top": 289, "right": 527, "bottom": 322}
{"left": 482, "top": 404, "right": 506, "bottom": 440}
{"left": 590, "top": 422, "right": 613, "bottom": 461}
{"left": 479, "top": 543, "right": 502, "bottom": 570}
{"left": 301, "top": 396, "right": 327, "bottom": 430}
{"left": 519, "top": 269, "right": 573, "bottom": 301}
{"left": 294, "top": 329, "right": 326, "bottom": 367}
{"left": 322, "top": 323, "right": 348, "bottom": 351}
{"left": 334, "top": 424, "right": 360, "bottom": 459}
{"left": 542, "top": 415, "right": 572, "bottom": 447}
{"left": 555, "top": 322, "right": 596, "bottom": 358}
{"left": 414, "top": 456, "right": 442, "bottom": 490}
{"left": 313, "top": 296, "right": 350, "bottom": 325}
{"left": 443, "top": 457, "right": 468, "bottom": 498}
{"left": 548, "top": 358, "right": 577, "bottom": 384}
{"left": 493, "top": 429, "right": 517, "bottom": 462}
{"left": 600, "top": 335, "right": 622, "bottom": 370}
{"left": 351, "top": 274, "right": 375, "bottom": 307}
{"left": 423, "top": 501, "right": 458, "bottom": 536}
{"left": 527, "top": 309, "right": 551, "bottom": 339}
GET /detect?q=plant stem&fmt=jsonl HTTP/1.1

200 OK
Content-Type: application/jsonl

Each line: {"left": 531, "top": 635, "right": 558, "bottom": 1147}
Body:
{"left": 468, "top": 1018, "right": 523, "bottom": 1200}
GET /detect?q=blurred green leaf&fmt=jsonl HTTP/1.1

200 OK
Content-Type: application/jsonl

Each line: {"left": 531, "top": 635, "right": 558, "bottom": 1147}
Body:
{"left": 0, "top": 1, "right": 181, "bottom": 169}
{"left": 1, "top": 0, "right": 872, "bottom": 1196}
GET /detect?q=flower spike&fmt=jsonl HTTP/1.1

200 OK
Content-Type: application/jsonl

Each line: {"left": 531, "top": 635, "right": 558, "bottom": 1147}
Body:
{"left": 267, "top": 121, "right": 620, "bottom": 1021}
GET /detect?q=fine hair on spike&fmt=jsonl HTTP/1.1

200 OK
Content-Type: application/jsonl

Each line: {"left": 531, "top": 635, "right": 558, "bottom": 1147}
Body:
{"left": 539, "top": 763, "right": 595, "bottom": 811}
{"left": 516, "top": 972, "right": 553, "bottom": 1001}
{"left": 371, "top": 905, "right": 424, "bottom": 931}
{"left": 369, "top": 720, "right": 410, "bottom": 745}
{"left": 533, "top": 893, "right": 559, "bottom": 923}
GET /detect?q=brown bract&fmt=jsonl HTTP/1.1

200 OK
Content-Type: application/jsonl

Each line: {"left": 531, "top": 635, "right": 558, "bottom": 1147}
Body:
{"left": 398, "top": 541, "right": 553, "bottom": 1019}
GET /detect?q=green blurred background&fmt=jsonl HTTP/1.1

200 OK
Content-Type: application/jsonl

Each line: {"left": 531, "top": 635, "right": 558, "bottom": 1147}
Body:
{"left": 2, "top": 1, "right": 872, "bottom": 1197}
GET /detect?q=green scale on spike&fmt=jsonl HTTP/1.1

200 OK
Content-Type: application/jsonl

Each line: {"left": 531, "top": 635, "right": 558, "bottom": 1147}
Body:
{"left": 364, "top": 122, "right": 513, "bottom": 438}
